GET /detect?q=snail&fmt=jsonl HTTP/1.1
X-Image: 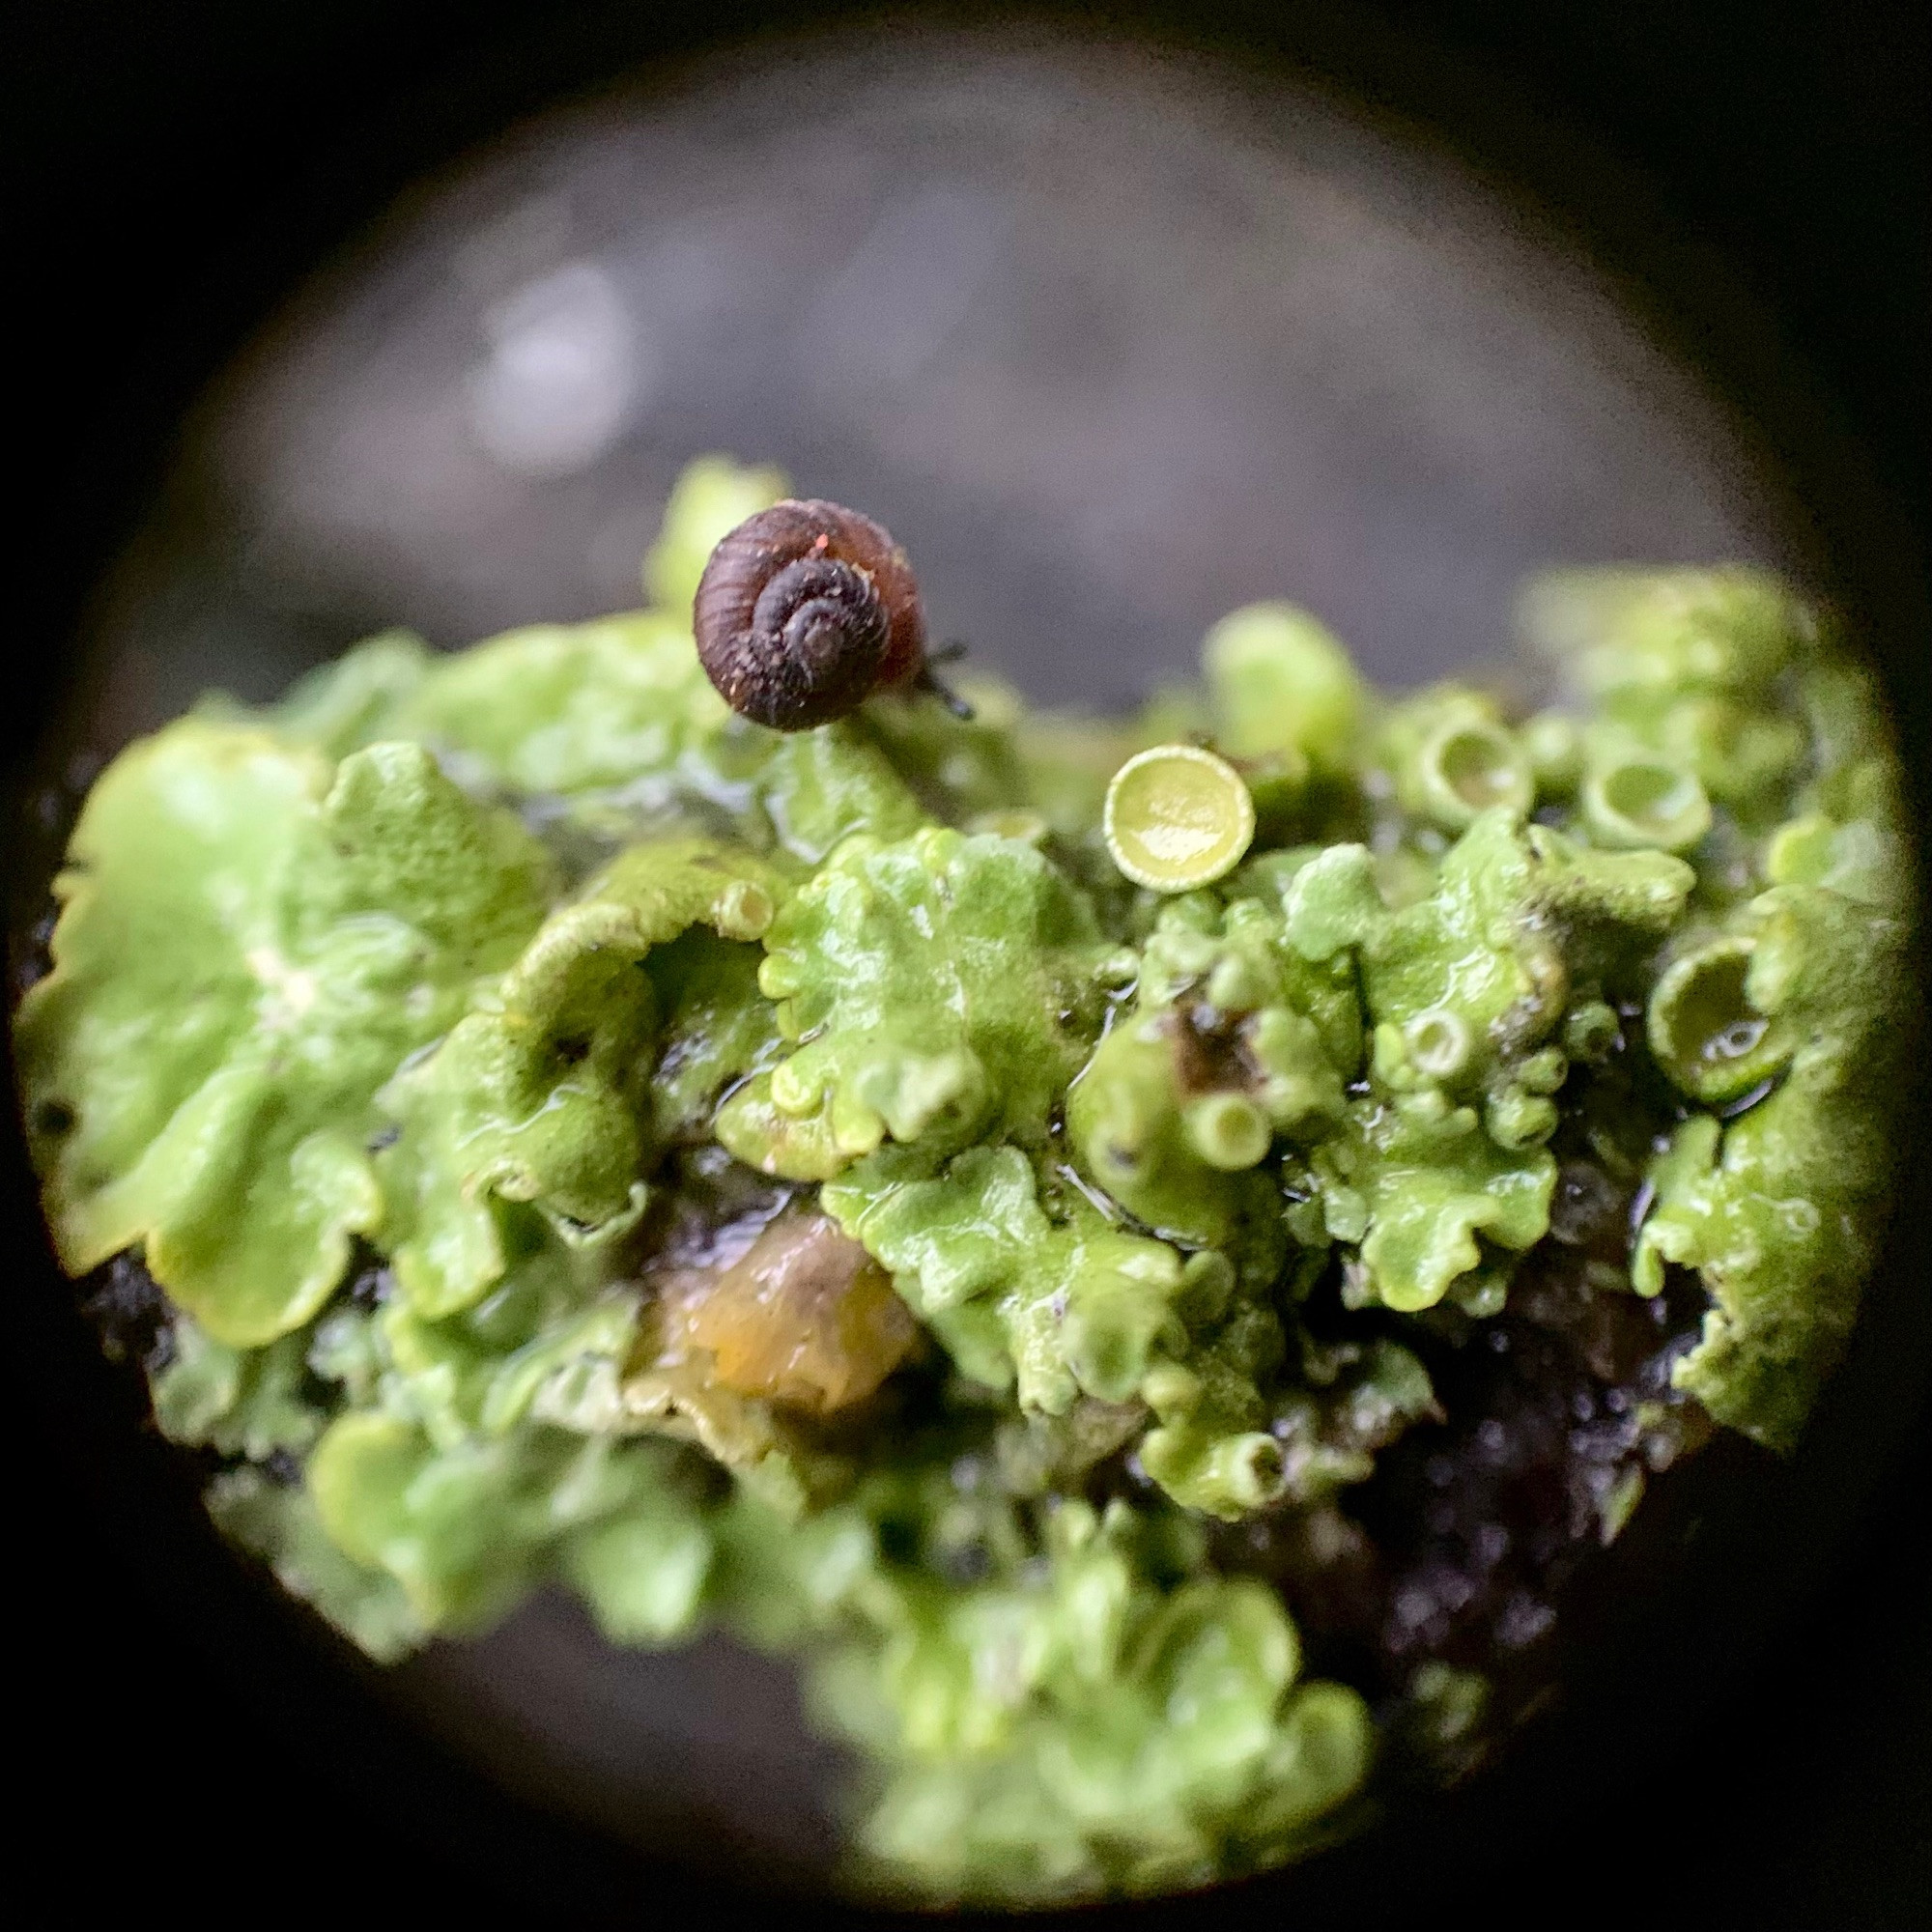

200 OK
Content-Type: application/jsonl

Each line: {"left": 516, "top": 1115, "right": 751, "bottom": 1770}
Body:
{"left": 693, "top": 497, "right": 969, "bottom": 730}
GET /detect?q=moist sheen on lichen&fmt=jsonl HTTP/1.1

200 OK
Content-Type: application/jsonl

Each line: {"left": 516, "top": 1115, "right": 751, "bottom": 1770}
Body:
{"left": 11, "top": 462, "right": 1915, "bottom": 1906}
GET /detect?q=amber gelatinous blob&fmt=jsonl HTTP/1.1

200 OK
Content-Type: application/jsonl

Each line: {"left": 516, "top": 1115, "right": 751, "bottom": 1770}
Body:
{"left": 679, "top": 1209, "right": 919, "bottom": 1413}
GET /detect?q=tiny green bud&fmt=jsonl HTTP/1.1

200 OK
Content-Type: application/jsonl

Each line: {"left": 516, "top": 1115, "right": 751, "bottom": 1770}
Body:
{"left": 1404, "top": 1007, "right": 1472, "bottom": 1080}
{"left": 965, "top": 807, "right": 1049, "bottom": 845}
{"left": 1516, "top": 1045, "right": 1569, "bottom": 1095}
{"left": 1141, "top": 1360, "right": 1204, "bottom": 1415}
{"left": 1563, "top": 1000, "right": 1623, "bottom": 1064}
{"left": 1323, "top": 1185, "right": 1370, "bottom": 1244}
{"left": 1646, "top": 936, "right": 1789, "bottom": 1103}
{"left": 1177, "top": 1249, "right": 1236, "bottom": 1326}
{"left": 1395, "top": 1086, "right": 1463, "bottom": 1131}
{"left": 1203, "top": 603, "right": 1366, "bottom": 768}
{"left": 1156, "top": 892, "right": 1224, "bottom": 939}
{"left": 769, "top": 1057, "right": 818, "bottom": 1114}
{"left": 1581, "top": 756, "right": 1713, "bottom": 852}
{"left": 1486, "top": 1086, "right": 1559, "bottom": 1149}
{"left": 1448, "top": 1265, "right": 1510, "bottom": 1320}
{"left": 1104, "top": 744, "right": 1257, "bottom": 892}
{"left": 1418, "top": 717, "right": 1535, "bottom": 829}
{"left": 1599, "top": 1464, "right": 1647, "bottom": 1544}
{"left": 1200, "top": 1430, "right": 1289, "bottom": 1510}
{"left": 642, "top": 454, "right": 788, "bottom": 613}
{"left": 1046, "top": 1497, "right": 1100, "bottom": 1554}
{"left": 1182, "top": 1091, "right": 1274, "bottom": 1171}
{"left": 1765, "top": 812, "right": 1837, "bottom": 887}
{"left": 1520, "top": 710, "right": 1583, "bottom": 795}
{"left": 1206, "top": 952, "right": 1270, "bottom": 1013}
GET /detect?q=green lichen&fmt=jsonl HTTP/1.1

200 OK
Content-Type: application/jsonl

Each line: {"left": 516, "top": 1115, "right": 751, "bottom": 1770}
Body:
{"left": 823, "top": 1140, "right": 1297, "bottom": 1520}
{"left": 1068, "top": 1010, "right": 1279, "bottom": 1247}
{"left": 376, "top": 838, "right": 787, "bottom": 1319}
{"left": 811, "top": 1497, "right": 1372, "bottom": 1904}
{"left": 823, "top": 1144, "right": 1189, "bottom": 1413}
{"left": 642, "top": 453, "right": 789, "bottom": 616}
{"left": 259, "top": 611, "right": 736, "bottom": 810}
{"left": 1374, "top": 685, "right": 1533, "bottom": 835}
{"left": 706, "top": 1469, "right": 1369, "bottom": 1902}
{"left": 1520, "top": 565, "right": 1812, "bottom": 818}
{"left": 209, "top": 1465, "right": 427, "bottom": 1661}
{"left": 1136, "top": 1294, "right": 1293, "bottom": 1517}
{"left": 644, "top": 931, "right": 782, "bottom": 1139}
{"left": 15, "top": 724, "right": 553, "bottom": 1345}
{"left": 1269, "top": 810, "right": 1691, "bottom": 1310}
{"left": 718, "top": 828, "right": 1111, "bottom": 1179}
{"left": 152, "top": 1317, "right": 329, "bottom": 1462}
{"left": 1269, "top": 1334, "right": 1441, "bottom": 1504}
{"left": 751, "top": 721, "right": 929, "bottom": 863}
{"left": 306, "top": 1411, "right": 712, "bottom": 1640}
{"left": 1634, "top": 880, "right": 1911, "bottom": 1448}
{"left": 355, "top": 1266, "right": 641, "bottom": 1452}
{"left": 1313, "top": 1094, "right": 1557, "bottom": 1313}
{"left": 1203, "top": 603, "right": 1369, "bottom": 777}
{"left": 1067, "top": 892, "right": 1353, "bottom": 1248}
{"left": 13, "top": 464, "right": 1914, "bottom": 1912}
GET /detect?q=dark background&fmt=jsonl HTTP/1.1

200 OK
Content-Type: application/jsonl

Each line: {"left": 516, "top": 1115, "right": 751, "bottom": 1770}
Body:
{"left": 4, "top": 1, "right": 1927, "bottom": 1923}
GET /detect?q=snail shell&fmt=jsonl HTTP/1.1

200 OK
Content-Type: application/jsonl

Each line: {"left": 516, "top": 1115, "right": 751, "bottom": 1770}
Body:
{"left": 693, "top": 498, "right": 928, "bottom": 730}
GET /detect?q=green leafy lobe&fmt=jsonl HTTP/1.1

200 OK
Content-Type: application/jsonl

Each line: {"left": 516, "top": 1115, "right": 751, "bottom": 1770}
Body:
{"left": 1634, "top": 882, "right": 1911, "bottom": 1448}
{"left": 719, "top": 829, "right": 1109, "bottom": 1179}
{"left": 378, "top": 838, "right": 788, "bottom": 1319}
{"left": 16, "top": 723, "right": 553, "bottom": 1345}
{"left": 1274, "top": 810, "right": 1690, "bottom": 1311}
{"left": 824, "top": 1144, "right": 1187, "bottom": 1412}
{"left": 809, "top": 1497, "right": 1372, "bottom": 1904}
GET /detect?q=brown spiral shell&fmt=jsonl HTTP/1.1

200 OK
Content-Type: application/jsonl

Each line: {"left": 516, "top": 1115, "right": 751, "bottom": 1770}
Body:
{"left": 692, "top": 498, "right": 928, "bottom": 730}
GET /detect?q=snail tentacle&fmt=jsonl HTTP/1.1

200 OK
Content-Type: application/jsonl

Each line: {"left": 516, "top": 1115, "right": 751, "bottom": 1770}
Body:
{"left": 914, "top": 659, "right": 977, "bottom": 721}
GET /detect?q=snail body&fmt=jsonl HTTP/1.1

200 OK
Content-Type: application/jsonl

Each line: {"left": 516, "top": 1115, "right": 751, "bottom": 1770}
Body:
{"left": 693, "top": 498, "right": 931, "bottom": 730}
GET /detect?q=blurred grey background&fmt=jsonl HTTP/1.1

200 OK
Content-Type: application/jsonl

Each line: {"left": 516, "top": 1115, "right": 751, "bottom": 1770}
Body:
{"left": 57, "top": 21, "right": 1795, "bottom": 1877}
{"left": 71, "top": 23, "right": 1782, "bottom": 755}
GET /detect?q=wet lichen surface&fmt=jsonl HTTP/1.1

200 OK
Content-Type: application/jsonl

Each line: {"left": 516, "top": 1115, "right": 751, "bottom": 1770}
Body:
{"left": 11, "top": 461, "right": 1914, "bottom": 1905}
